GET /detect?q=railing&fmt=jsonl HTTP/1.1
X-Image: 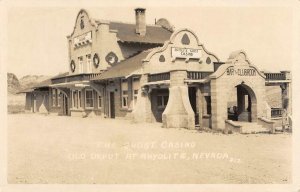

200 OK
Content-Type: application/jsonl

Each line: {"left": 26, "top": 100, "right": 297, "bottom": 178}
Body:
{"left": 265, "top": 73, "right": 286, "bottom": 81}
{"left": 52, "top": 73, "right": 102, "bottom": 84}
{"left": 148, "top": 72, "right": 170, "bottom": 82}
{"left": 271, "top": 108, "right": 283, "bottom": 118}
{"left": 187, "top": 72, "right": 212, "bottom": 80}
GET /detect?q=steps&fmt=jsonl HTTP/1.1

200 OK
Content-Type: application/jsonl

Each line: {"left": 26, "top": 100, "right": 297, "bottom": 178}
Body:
{"left": 236, "top": 122, "right": 270, "bottom": 134}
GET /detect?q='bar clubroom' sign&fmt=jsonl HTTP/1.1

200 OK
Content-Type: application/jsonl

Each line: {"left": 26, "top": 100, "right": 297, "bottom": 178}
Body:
{"left": 171, "top": 47, "right": 201, "bottom": 59}
{"left": 226, "top": 66, "right": 257, "bottom": 76}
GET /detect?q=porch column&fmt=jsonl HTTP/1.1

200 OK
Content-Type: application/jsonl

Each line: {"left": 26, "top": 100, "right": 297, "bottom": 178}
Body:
{"left": 280, "top": 71, "right": 292, "bottom": 116}
{"left": 196, "top": 86, "right": 203, "bottom": 129}
{"left": 162, "top": 70, "right": 195, "bottom": 129}
{"left": 132, "top": 74, "right": 152, "bottom": 123}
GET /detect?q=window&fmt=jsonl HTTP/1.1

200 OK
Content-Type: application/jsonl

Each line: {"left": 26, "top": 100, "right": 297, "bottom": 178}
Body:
{"left": 85, "top": 89, "right": 94, "bottom": 108}
{"left": 121, "top": 78, "right": 128, "bottom": 108}
{"left": 157, "top": 95, "right": 169, "bottom": 108}
{"left": 122, "top": 91, "right": 128, "bottom": 108}
{"left": 78, "top": 56, "right": 83, "bottom": 73}
{"left": 72, "top": 90, "right": 77, "bottom": 108}
{"left": 98, "top": 92, "right": 102, "bottom": 108}
{"left": 72, "top": 90, "right": 82, "bottom": 109}
{"left": 205, "top": 96, "right": 211, "bottom": 115}
{"left": 86, "top": 54, "right": 92, "bottom": 73}
{"left": 52, "top": 88, "right": 57, "bottom": 107}
{"left": 132, "top": 77, "right": 140, "bottom": 108}
{"left": 57, "top": 90, "right": 61, "bottom": 107}
{"left": 51, "top": 88, "right": 61, "bottom": 107}
{"left": 78, "top": 90, "right": 82, "bottom": 108}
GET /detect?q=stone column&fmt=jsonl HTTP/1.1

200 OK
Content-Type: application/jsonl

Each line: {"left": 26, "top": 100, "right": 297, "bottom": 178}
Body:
{"left": 196, "top": 86, "right": 203, "bottom": 129}
{"left": 162, "top": 70, "right": 195, "bottom": 129}
{"left": 210, "top": 78, "right": 227, "bottom": 131}
{"left": 132, "top": 74, "right": 152, "bottom": 123}
{"left": 280, "top": 71, "right": 292, "bottom": 116}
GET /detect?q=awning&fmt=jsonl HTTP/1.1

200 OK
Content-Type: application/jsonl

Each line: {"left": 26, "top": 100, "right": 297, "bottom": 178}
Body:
{"left": 49, "top": 81, "right": 90, "bottom": 88}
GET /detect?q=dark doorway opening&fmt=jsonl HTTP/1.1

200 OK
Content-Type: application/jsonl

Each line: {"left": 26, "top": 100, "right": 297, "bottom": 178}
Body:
{"left": 31, "top": 94, "right": 35, "bottom": 113}
{"left": 188, "top": 87, "right": 199, "bottom": 125}
{"left": 110, "top": 92, "right": 115, "bottom": 118}
{"left": 151, "top": 88, "right": 169, "bottom": 122}
{"left": 227, "top": 84, "right": 256, "bottom": 122}
{"left": 63, "top": 95, "right": 68, "bottom": 115}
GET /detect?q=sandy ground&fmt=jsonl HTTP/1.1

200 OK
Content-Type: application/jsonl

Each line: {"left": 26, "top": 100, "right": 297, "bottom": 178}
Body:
{"left": 7, "top": 114, "right": 292, "bottom": 184}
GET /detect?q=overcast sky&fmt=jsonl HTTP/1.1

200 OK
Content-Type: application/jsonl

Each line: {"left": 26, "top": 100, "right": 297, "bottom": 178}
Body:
{"left": 7, "top": 4, "right": 293, "bottom": 78}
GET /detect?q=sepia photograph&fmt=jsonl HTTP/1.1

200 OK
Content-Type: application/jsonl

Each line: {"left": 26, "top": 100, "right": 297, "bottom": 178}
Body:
{"left": 1, "top": 0, "right": 300, "bottom": 191}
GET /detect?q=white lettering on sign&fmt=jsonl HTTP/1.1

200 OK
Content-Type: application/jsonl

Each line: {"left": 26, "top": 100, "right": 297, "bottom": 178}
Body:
{"left": 171, "top": 47, "right": 201, "bottom": 59}
{"left": 74, "top": 31, "right": 92, "bottom": 47}
{"left": 226, "top": 67, "right": 257, "bottom": 76}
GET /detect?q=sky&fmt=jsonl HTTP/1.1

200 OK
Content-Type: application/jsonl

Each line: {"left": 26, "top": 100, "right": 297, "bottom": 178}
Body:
{"left": 6, "top": 3, "right": 293, "bottom": 78}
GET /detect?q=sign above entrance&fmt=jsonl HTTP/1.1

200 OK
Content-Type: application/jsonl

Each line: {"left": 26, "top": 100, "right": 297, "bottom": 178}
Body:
{"left": 171, "top": 47, "right": 201, "bottom": 60}
{"left": 226, "top": 66, "right": 257, "bottom": 76}
{"left": 74, "top": 31, "right": 92, "bottom": 47}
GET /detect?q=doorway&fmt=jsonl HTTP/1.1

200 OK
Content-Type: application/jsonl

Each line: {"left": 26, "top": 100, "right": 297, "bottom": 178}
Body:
{"left": 31, "top": 93, "right": 35, "bottom": 113}
{"left": 151, "top": 88, "right": 169, "bottom": 122}
{"left": 227, "top": 83, "right": 257, "bottom": 122}
{"left": 62, "top": 94, "right": 69, "bottom": 115}
{"left": 109, "top": 92, "right": 115, "bottom": 118}
{"left": 188, "top": 87, "right": 199, "bottom": 125}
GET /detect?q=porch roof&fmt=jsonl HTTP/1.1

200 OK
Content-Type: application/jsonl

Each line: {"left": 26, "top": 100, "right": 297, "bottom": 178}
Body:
{"left": 91, "top": 50, "right": 150, "bottom": 81}
{"left": 17, "top": 88, "right": 34, "bottom": 94}
{"left": 49, "top": 80, "right": 90, "bottom": 88}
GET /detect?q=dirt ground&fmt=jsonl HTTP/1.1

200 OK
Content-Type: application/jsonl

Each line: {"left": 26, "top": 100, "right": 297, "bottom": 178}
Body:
{"left": 7, "top": 114, "right": 292, "bottom": 184}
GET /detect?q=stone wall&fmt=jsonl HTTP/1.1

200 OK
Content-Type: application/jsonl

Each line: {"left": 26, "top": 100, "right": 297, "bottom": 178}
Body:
{"left": 211, "top": 76, "right": 266, "bottom": 130}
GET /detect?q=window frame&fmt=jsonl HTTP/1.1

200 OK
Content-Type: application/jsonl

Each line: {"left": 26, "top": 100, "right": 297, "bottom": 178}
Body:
{"left": 121, "top": 78, "right": 129, "bottom": 109}
{"left": 78, "top": 56, "right": 83, "bottom": 73}
{"left": 132, "top": 77, "right": 140, "bottom": 109}
{"left": 52, "top": 88, "right": 57, "bottom": 107}
{"left": 98, "top": 92, "right": 102, "bottom": 109}
{"left": 57, "top": 90, "right": 61, "bottom": 107}
{"left": 85, "top": 89, "right": 94, "bottom": 109}
{"left": 86, "top": 54, "right": 92, "bottom": 73}
{"left": 71, "top": 90, "right": 83, "bottom": 109}
{"left": 72, "top": 90, "right": 77, "bottom": 109}
{"left": 157, "top": 94, "right": 169, "bottom": 108}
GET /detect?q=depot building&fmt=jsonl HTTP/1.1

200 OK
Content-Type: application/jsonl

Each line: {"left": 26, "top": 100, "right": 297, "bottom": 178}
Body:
{"left": 20, "top": 8, "right": 292, "bottom": 133}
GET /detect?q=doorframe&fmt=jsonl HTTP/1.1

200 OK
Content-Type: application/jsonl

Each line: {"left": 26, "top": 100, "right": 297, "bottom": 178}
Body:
{"left": 188, "top": 86, "right": 199, "bottom": 125}
{"left": 109, "top": 91, "right": 115, "bottom": 118}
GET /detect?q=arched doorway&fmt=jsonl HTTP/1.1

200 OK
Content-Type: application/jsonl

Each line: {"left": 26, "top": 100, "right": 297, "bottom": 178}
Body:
{"left": 227, "top": 83, "right": 257, "bottom": 122}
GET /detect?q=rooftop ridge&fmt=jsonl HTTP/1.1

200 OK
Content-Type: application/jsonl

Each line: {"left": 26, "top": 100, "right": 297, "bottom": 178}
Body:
{"left": 95, "top": 19, "right": 163, "bottom": 28}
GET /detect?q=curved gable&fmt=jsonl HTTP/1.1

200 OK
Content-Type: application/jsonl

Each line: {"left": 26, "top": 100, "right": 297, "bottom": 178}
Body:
{"left": 68, "top": 9, "right": 96, "bottom": 38}
{"left": 143, "top": 29, "right": 219, "bottom": 74}
{"left": 210, "top": 50, "right": 265, "bottom": 79}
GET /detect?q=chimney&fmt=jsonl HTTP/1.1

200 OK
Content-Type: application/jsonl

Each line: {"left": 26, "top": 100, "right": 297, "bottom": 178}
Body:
{"left": 135, "top": 8, "right": 146, "bottom": 36}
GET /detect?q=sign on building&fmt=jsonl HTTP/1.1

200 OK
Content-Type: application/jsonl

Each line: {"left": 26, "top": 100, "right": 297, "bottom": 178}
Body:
{"left": 171, "top": 47, "right": 201, "bottom": 60}
{"left": 74, "top": 31, "right": 92, "bottom": 47}
{"left": 226, "top": 66, "right": 257, "bottom": 76}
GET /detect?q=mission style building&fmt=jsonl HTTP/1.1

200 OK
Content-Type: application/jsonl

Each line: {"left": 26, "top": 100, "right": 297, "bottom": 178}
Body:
{"left": 21, "top": 8, "right": 292, "bottom": 134}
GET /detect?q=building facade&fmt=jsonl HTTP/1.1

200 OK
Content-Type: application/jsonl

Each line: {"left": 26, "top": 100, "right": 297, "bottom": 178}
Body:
{"left": 21, "top": 8, "right": 292, "bottom": 134}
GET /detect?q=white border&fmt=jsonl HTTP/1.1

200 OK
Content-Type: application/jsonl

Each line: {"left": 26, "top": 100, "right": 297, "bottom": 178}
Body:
{"left": 1, "top": 0, "right": 299, "bottom": 191}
